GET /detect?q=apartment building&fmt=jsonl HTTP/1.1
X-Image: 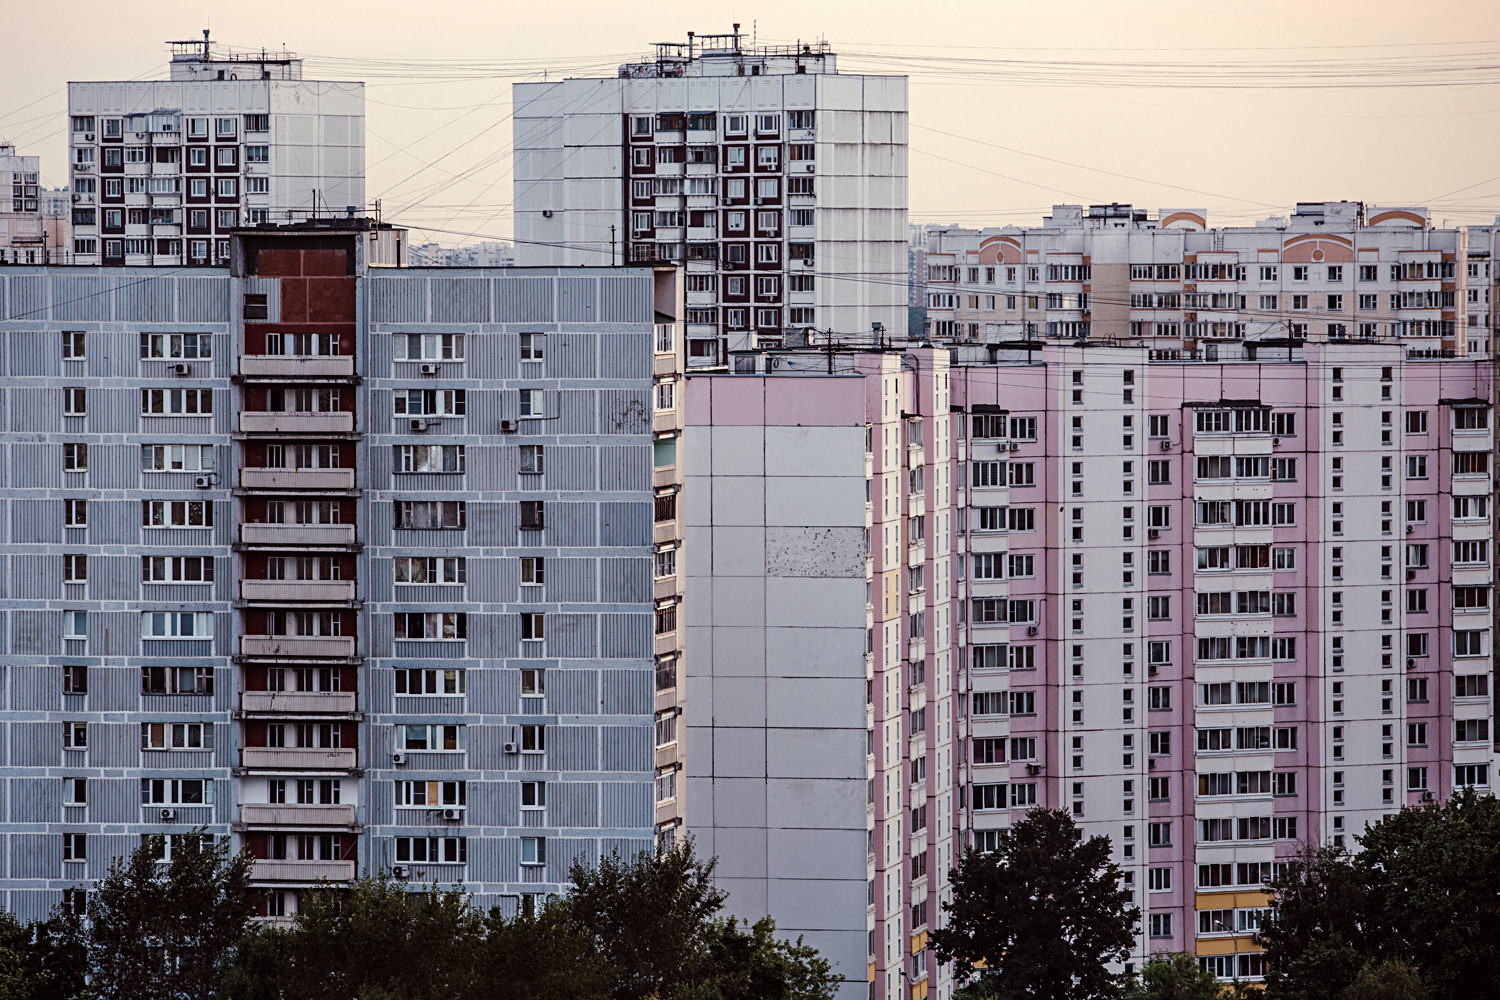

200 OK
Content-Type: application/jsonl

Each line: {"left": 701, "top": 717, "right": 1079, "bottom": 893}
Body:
{"left": 513, "top": 27, "right": 907, "bottom": 368}
{"left": 924, "top": 202, "right": 1480, "bottom": 359}
{"left": 67, "top": 33, "right": 364, "bottom": 268}
{"left": 957, "top": 339, "right": 1495, "bottom": 979}
{"left": 0, "top": 143, "right": 67, "bottom": 263}
{"left": 683, "top": 335, "right": 1494, "bottom": 990}
{"left": 685, "top": 347, "right": 961, "bottom": 1000}
{"left": 0, "top": 222, "right": 680, "bottom": 921}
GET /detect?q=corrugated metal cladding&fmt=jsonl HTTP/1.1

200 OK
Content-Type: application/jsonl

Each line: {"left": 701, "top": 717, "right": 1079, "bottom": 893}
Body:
{"left": 0, "top": 262, "right": 660, "bottom": 911}
{"left": 0, "top": 266, "right": 236, "bottom": 917}
{"left": 364, "top": 264, "right": 661, "bottom": 903}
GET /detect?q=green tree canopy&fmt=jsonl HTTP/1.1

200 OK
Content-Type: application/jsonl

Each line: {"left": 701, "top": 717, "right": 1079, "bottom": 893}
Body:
{"left": 1260, "top": 789, "right": 1500, "bottom": 1000}
{"left": 565, "top": 842, "right": 729, "bottom": 1000}
{"left": 931, "top": 808, "right": 1139, "bottom": 1000}
{"left": 1123, "top": 952, "right": 1223, "bottom": 1000}
{"left": 87, "top": 830, "right": 256, "bottom": 1000}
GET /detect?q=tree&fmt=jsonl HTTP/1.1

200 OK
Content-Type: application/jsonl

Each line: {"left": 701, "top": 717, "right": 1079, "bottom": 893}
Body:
{"left": 29, "top": 907, "right": 88, "bottom": 1000}
{"left": 1259, "top": 790, "right": 1500, "bottom": 1000}
{"left": 1351, "top": 788, "right": 1500, "bottom": 1000}
{"left": 565, "top": 842, "right": 728, "bottom": 1000}
{"left": 272, "top": 873, "right": 484, "bottom": 1000}
{"left": 679, "top": 916, "right": 834, "bottom": 1000}
{"left": 87, "top": 830, "right": 256, "bottom": 1000}
{"left": 1123, "top": 952, "right": 1221, "bottom": 1000}
{"left": 1258, "top": 843, "right": 1367, "bottom": 1000}
{"left": 478, "top": 901, "right": 611, "bottom": 1000}
{"left": 931, "top": 808, "right": 1139, "bottom": 1000}
{"left": 563, "top": 841, "right": 833, "bottom": 1000}
{"left": 1338, "top": 959, "right": 1431, "bottom": 1000}
{"left": 0, "top": 912, "right": 46, "bottom": 1000}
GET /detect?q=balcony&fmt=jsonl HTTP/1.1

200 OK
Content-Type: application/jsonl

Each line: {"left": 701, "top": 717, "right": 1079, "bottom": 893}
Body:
{"left": 241, "top": 747, "right": 357, "bottom": 770}
{"left": 240, "top": 412, "right": 355, "bottom": 434}
{"left": 241, "top": 579, "right": 356, "bottom": 603}
{"left": 242, "top": 804, "right": 357, "bottom": 828}
{"left": 241, "top": 468, "right": 355, "bottom": 491}
{"left": 241, "top": 355, "right": 355, "bottom": 378}
{"left": 241, "top": 691, "right": 357, "bottom": 715}
{"left": 240, "top": 523, "right": 356, "bottom": 547}
{"left": 252, "top": 859, "right": 356, "bottom": 884}
{"left": 241, "top": 635, "right": 355, "bottom": 658}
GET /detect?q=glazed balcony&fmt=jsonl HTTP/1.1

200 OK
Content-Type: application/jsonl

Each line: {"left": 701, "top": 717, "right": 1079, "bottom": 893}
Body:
{"left": 240, "top": 635, "right": 356, "bottom": 658}
{"left": 241, "top": 579, "right": 356, "bottom": 603}
{"left": 240, "top": 411, "right": 355, "bottom": 434}
{"left": 241, "top": 747, "right": 357, "bottom": 770}
{"left": 241, "top": 355, "right": 355, "bottom": 378}
{"left": 240, "top": 523, "right": 356, "bottom": 547}
{"left": 241, "top": 468, "right": 355, "bottom": 491}
{"left": 241, "top": 691, "right": 357, "bottom": 715}
{"left": 242, "top": 804, "right": 357, "bottom": 828}
{"left": 251, "top": 859, "right": 355, "bottom": 883}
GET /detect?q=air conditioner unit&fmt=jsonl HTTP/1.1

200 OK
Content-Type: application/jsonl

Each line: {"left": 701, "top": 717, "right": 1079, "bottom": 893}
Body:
{"left": 1159, "top": 440, "right": 1171, "bottom": 451}
{"left": 1406, "top": 658, "right": 1415, "bottom": 669}
{"left": 392, "top": 752, "right": 407, "bottom": 765}
{"left": 1007, "top": 441, "right": 1021, "bottom": 452}
{"left": 503, "top": 742, "right": 519, "bottom": 754}
{"left": 420, "top": 363, "right": 439, "bottom": 376}
{"left": 1148, "top": 664, "right": 1159, "bottom": 676}
{"left": 1421, "top": 791, "right": 1434, "bottom": 802}
{"left": 1147, "top": 759, "right": 1157, "bottom": 770}
{"left": 392, "top": 865, "right": 410, "bottom": 879}
{"left": 804, "top": 163, "right": 815, "bottom": 173}
{"left": 193, "top": 475, "right": 212, "bottom": 489}
{"left": 409, "top": 418, "right": 429, "bottom": 432}
{"left": 1272, "top": 436, "right": 1281, "bottom": 446}
{"left": 1025, "top": 763, "right": 1040, "bottom": 775}
{"left": 84, "top": 133, "right": 95, "bottom": 142}
{"left": 1026, "top": 625, "right": 1038, "bottom": 636}
{"left": 1148, "top": 529, "right": 1160, "bottom": 539}
{"left": 1406, "top": 569, "right": 1417, "bottom": 581}
{"left": 160, "top": 808, "right": 177, "bottom": 821}
{"left": 499, "top": 419, "right": 518, "bottom": 433}
{"left": 442, "top": 808, "right": 462, "bottom": 821}
{"left": 171, "top": 363, "right": 191, "bottom": 376}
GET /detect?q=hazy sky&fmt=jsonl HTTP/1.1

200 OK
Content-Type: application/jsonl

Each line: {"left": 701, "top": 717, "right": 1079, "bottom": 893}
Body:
{"left": 4, "top": 0, "right": 1499, "bottom": 244}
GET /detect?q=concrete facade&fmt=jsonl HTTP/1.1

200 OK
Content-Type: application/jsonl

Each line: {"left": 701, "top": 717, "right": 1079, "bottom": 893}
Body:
{"left": 513, "top": 29, "right": 907, "bottom": 369}
{"left": 686, "top": 347, "right": 962, "bottom": 1000}
{"left": 683, "top": 337, "right": 1494, "bottom": 989}
{"left": 67, "top": 36, "right": 364, "bottom": 267}
{"left": 924, "top": 202, "right": 1478, "bottom": 360}
{"left": 0, "top": 225, "right": 675, "bottom": 920}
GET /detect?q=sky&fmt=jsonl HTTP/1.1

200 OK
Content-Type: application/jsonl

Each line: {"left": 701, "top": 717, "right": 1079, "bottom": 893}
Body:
{"left": 3, "top": 0, "right": 1500, "bottom": 244}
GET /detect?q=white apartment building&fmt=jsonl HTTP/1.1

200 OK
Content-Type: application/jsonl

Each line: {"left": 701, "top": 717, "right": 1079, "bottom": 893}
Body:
{"left": 925, "top": 202, "right": 1478, "bottom": 359}
{"left": 0, "top": 143, "right": 65, "bottom": 263}
{"left": 513, "top": 28, "right": 907, "bottom": 367}
{"left": 67, "top": 33, "right": 364, "bottom": 267}
{"left": 685, "top": 347, "right": 960, "bottom": 1000}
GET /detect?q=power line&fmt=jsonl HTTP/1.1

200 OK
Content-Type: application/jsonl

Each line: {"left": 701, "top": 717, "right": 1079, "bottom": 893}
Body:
{"left": 910, "top": 125, "right": 1280, "bottom": 208}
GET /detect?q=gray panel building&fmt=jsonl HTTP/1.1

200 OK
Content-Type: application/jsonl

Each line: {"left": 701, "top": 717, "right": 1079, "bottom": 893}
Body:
{"left": 0, "top": 224, "right": 681, "bottom": 918}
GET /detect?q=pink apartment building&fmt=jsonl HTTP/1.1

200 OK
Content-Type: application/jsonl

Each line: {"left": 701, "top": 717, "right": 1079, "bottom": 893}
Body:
{"left": 686, "top": 336, "right": 1494, "bottom": 996}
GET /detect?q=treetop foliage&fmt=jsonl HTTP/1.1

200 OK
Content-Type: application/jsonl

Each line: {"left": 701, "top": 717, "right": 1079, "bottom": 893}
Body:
{"left": 0, "top": 834, "right": 835, "bottom": 1000}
